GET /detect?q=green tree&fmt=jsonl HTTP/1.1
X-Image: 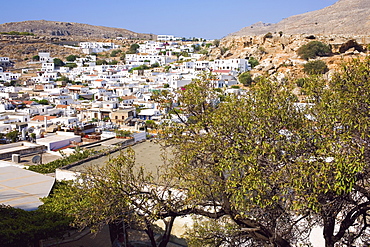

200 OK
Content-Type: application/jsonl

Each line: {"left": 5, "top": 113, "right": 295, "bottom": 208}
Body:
{"left": 213, "top": 39, "right": 220, "bottom": 47}
{"left": 238, "top": 71, "right": 253, "bottom": 86}
{"left": 151, "top": 62, "right": 160, "bottom": 68}
{"left": 64, "top": 63, "right": 77, "bottom": 69}
{"left": 53, "top": 58, "right": 65, "bottom": 67}
{"left": 199, "top": 49, "right": 208, "bottom": 55}
{"left": 126, "top": 43, "right": 140, "bottom": 54}
{"left": 65, "top": 54, "right": 79, "bottom": 62}
{"left": 42, "top": 149, "right": 190, "bottom": 247}
{"left": 32, "top": 55, "right": 40, "bottom": 61}
{"left": 108, "top": 60, "right": 118, "bottom": 65}
{"left": 157, "top": 60, "right": 370, "bottom": 247}
{"left": 145, "top": 120, "right": 157, "bottom": 129}
{"left": 303, "top": 60, "right": 329, "bottom": 75}
{"left": 6, "top": 130, "right": 19, "bottom": 143}
{"left": 159, "top": 75, "right": 301, "bottom": 247}
{"left": 110, "top": 49, "right": 121, "bottom": 57}
{"left": 294, "top": 56, "right": 370, "bottom": 246}
{"left": 0, "top": 204, "right": 72, "bottom": 247}
{"left": 297, "top": 41, "right": 331, "bottom": 60}
{"left": 248, "top": 57, "right": 259, "bottom": 68}
{"left": 31, "top": 98, "right": 49, "bottom": 105}
{"left": 96, "top": 59, "right": 108, "bottom": 65}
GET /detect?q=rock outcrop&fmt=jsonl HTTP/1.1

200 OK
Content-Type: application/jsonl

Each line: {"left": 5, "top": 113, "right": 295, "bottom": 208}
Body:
{"left": 212, "top": 34, "right": 370, "bottom": 78}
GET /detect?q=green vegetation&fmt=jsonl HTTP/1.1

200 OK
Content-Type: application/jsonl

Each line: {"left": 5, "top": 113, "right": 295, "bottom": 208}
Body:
{"left": 264, "top": 32, "right": 273, "bottom": 39}
{"left": 199, "top": 49, "right": 208, "bottom": 55}
{"left": 213, "top": 39, "right": 220, "bottom": 47}
{"left": 65, "top": 54, "right": 79, "bottom": 62}
{"left": 31, "top": 98, "right": 49, "bottom": 105}
{"left": 0, "top": 31, "right": 34, "bottom": 36}
{"left": 248, "top": 57, "right": 259, "bottom": 68}
{"left": 55, "top": 75, "right": 72, "bottom": 83}
{"left": 145, "top": 120, "right": 157, "bottom": 129}
{"left": 96, "top": 59, "right": 108, "bottom": 65}
{"left": 238, "top": 71, "right": 253, "bottom": 86}
{"left": 297, "top": 41, "right": 331, "bottom": 60}
{"left": 0, "top": 204, "right": 72, "bottom": 247}
{"left": 64, "top": 63, "right": 77, "bottom": 69}
{"left": 303, "top": 60, "right": 329, "bottom": 75}
{"left": 32, "top": 55, "right": 40, "bottom": 61}
{"left": 126, "top": 43, "right": 139, "bottom": 54}
{"left": 53, "top": 58, "right": 65, "bottom": 67}
{"left": 28, "top": 149, "right": 97, "bottom": 174}
{"left": 108, "top": 60, "right": 118, "bottom": 65}
{"left": 39, "top": 58, "right": 370, "bottom": 247}
{"left": 110, "top": 49, "right": 122, "bottom": 57}
{"left": 6, "top": 130, "right": 19, "bottom": 143}
{"left": 115, "top": 130, "right": 131, "bottom": 138}
{"left": 41, "top": 149, "right": 180, "bottom": 247}
{"left": 130, "top": 64, "right": 150, "bottom": 72}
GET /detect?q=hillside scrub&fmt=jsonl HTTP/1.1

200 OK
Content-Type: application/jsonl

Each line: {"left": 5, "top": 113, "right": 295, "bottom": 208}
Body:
{"left": 297, "top": 41, "right": 331, "bottom": 60}
{"left": 303, "top": 60, "right": 329, "bottom": 75}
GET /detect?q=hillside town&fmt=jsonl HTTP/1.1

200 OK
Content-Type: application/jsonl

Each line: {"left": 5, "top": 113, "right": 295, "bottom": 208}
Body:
{"left": 0, "top": 38, "right": 251, "bottom": 154}
{"left": 2, "top": 0, "right": 370, "bottom": 246}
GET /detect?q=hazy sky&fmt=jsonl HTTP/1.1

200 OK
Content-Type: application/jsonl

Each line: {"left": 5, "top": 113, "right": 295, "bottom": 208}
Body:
{"left": 1, "top": 0, "right": 338, "bottom": 39}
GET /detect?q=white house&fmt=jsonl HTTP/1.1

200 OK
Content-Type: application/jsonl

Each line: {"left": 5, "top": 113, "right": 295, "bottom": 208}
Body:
{"left": 157, "top": 35, "right": 175, "bottom": 41}
{"left": 39, "top": 52, "right": 53, "bottom": 63}
{"left": 210, "top": 59, "right": 251, "bottom": 73}
{"left": 41, "top": 63, "right": 55, "bottom": 72}
{"left": 0, "top": 57, "right": 11, "bottom": 68}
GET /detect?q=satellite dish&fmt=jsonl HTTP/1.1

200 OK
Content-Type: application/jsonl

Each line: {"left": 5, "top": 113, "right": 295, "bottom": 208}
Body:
{"left": 28, "top": 127, "right": 34, "bottom": 133}
{"left": 32, "top": 155, "right": 41, "bottom": 164}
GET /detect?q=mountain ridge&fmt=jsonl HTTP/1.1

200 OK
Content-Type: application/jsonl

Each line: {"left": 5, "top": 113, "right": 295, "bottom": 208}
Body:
{"left": 229, "top": 0, "right": 370, "bottom": 37}
{"left": 0, "top": 20, "right": 155, "bottom": 39}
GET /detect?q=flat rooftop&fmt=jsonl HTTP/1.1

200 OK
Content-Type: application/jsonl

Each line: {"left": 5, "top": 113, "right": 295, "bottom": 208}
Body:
{"left": 67, "top": 141, "right": 171, "bottom": 176}
{"left": 0, "top": 165, "right": 55, "bottom": 210}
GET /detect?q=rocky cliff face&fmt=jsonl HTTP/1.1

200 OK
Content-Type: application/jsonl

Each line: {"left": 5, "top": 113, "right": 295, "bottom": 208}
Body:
{"left": 210, "top": 33, "right": 370, "bottom": 78}
{"left": 230, "top": 0, "right": 370, "bottom": 36}
{"left": 0, "top": 20, "right": 154, "bottom": 39}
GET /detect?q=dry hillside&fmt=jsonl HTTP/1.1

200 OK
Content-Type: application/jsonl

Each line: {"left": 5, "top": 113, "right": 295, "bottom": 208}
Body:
{"left": 0, "top": 20, "right": 155, "bottom": 39}
{"left": 230, "top": 0, "right": 370, "bottom": 36}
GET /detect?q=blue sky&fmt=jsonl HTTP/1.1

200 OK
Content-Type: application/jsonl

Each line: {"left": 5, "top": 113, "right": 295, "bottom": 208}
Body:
{"left": 1, "top": 0, "right": 337, "bottom": 39}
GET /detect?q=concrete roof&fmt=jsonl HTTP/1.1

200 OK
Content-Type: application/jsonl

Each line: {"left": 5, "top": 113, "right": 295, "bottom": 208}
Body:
{"left": 0, "top": 165, "right": 55, "bottom": 211}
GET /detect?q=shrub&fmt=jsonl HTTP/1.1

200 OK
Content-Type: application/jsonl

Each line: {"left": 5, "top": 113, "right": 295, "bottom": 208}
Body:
{"left": 27, "top": 149, "right": 97, "bottom": 174}
{"left": 303, "top": 60, "right": 329, "bottom": 75}
{"left": 295, "top": 78, "right": 307, "bottom": 87}
{"left": 264, "top": 32, "right": 273, "bottom": 39}
{"left": 64, "top": 63, "right": 77, "bottom": 68}
{"left": 96, "top": 59, "right": 108, "bottom": 65}
{"left": 248, "top": 57, "right": 259, "bottom": 68}
{"left": 53, "top": 58, "right": 65, "bottom": 67}
{"left": 238, "top": 71, "right": 253, "bottom": 86}
{"left": 66, "top": 55, "right": 79, "bottom": 62}
{"left": 297, "top": 41, "right": 331, "bottom": 60}
{"left": 32, "top": 55, "right": 40, "bottom": 61}
{"left": 110, "top": 50, "right": 121, "bottom": 57}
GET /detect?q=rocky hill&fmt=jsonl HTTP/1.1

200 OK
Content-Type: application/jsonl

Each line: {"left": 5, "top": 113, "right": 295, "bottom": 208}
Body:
{"left": 0, "top": 20, "right": 155, "bottom": 39}
{"left": 229, "top": 0, "right": 370, "bottom": 36}
{"left": 206, "top": 33, "right": 370, "bottom": 80}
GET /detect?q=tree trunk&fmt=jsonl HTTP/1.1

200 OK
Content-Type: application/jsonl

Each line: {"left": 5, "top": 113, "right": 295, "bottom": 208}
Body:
{"left": 109, "top": 221, "right": 126, "bottom": 244}
{"left": 158, "top": 216, "right": 176, "bottom": 247}
{"left": 323, "top": 217, "right": 336, "bottom": 247}
{"left": 144, "top": 220, "right": 157, "bottom": 247}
